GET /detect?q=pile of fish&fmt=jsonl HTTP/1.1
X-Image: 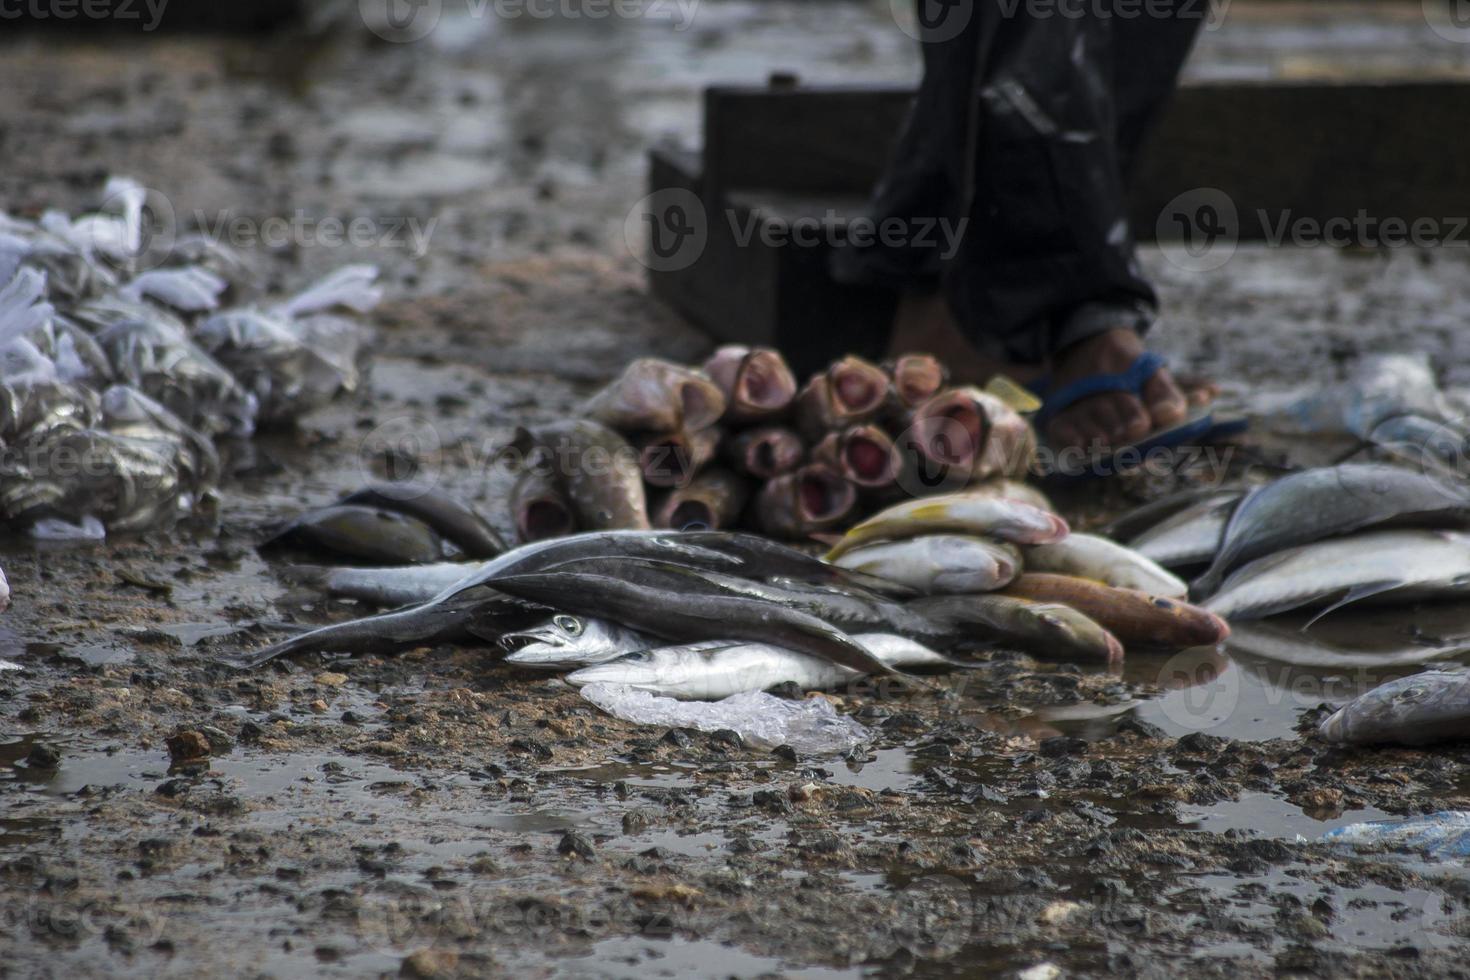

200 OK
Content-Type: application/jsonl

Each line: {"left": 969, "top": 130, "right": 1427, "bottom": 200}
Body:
{"left": 1116, "top": 462, "right": 1470, "bottom": 623}
{"left": 501, "top": 348, "right": 1038, "bottom": 544}
{"left": 247, "top": 487, "right": 1232, "bottom": 700}
{"left": 0, "top": 177, "right": 378, "bottom": 536}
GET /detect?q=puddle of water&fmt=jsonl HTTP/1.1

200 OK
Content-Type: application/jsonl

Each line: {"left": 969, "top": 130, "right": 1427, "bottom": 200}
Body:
{"left": 1180, "top": 791, "right": 1392, "bottom": 838}
{"left": 554, "top": 935, "right": 859, "bottom": 980}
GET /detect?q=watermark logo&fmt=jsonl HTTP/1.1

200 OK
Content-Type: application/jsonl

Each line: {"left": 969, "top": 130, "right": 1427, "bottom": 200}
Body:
{"left": 1157, "top": 187, "right": 1238, "bottom": 273}
{"left": 361, "top": 0, "right": 443, "bottom": 42}
{"left": 625, "top": 188, "right": 708, "bottom": 273}
{"left": 0, "top": 0, "right": 170, "bottom": 31}
{"left": 357, "top": 415, "right": 444, "bottom": 491}
{"left": 1154, "top": 647, "right": 1239, "bottom": 732}
{"left": 890, "top": 0, "right": 973, "bottom": 43}
{"left": 1424, "top": 0, "right": 1470, "bottom": 43}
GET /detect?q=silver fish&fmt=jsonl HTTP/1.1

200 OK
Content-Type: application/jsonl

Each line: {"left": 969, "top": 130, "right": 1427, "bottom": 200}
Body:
{"left": 566, "top": 633, "right": 954, "bottom": 700}
{"left": 1129, "top": 493, "right": 1240, "bottom": 569}
{"left": 1204, "top": 529, "right": 1470, "bottom": 623}
{"left": 504, "top": 615, "right": 730, "bottom": 669}
{"left": 283, "top": 562, "right": 489, "bottom": 607}
{"left": 1319, "top": 668, "right": 1470, "bottom": 746}
{"left": 1229, "top": 620, "right": 1470, "bottom": 672}
{"left": 833, "top": 534, "right": 1021, "bottom": 595}
{"left": 1194, "top": 464, "right": 1470, "bottom": 597}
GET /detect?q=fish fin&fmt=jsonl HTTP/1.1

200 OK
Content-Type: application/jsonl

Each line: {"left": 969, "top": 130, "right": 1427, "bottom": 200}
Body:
{"left": 1300, "top": 579, "right": 1405, "bottom": 631}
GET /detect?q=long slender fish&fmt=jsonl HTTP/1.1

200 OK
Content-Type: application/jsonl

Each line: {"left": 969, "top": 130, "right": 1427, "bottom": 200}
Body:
{"left": 486, "top": 569, "right": 900, "bottom": 676}
{"left": 909, "top": 593, "right": 1123, "bottom": 663}
{"left": 1193, "top": 464, "right": 1470, "bottom": 597}
{"left": 832, "top": 535, "right": 1021, "bottom": 595}
{"left": 1024, "top": 533, "right": 1187, "bottom": 598}
{"left": 1003, "top": 573, "right": 1230, "bottom": 649}
{"left": 825, "top": 493, "right": 1067, "bottom": 560}
{"left": 1204, "top": 529, "right": 1470, "bottom": 623}
{"left": 1129, "top": 494, "right": 1239, "bottom": 569}
{"left": 566, "top": 633, "right": 958, "bottom": 700}
{"left": 1318, "top": 668, "right": 1470, "bottom": 745}
{"left": 283, "top": 561, "right": 488, "bottom": 606}
{"left": 503, "top": 614, "right": 659, "bottom": 668}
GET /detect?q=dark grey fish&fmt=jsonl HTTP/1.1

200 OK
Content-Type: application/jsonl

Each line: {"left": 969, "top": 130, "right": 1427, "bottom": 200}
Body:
{"left": 1193, "top": 464, "right": 1470, "bottom": 597}
{"left": 487, "top": 568, "right": 900, "bottom": 676}
{"left": 674, "top": 530, "right": 919, "bottom": 598}
{"left": 1103, "top": 486, "right": 1244, "bottom": 542}
{"left": 341, "top": 483, "right": 506, "bottom": 558}
{"left": 265, "top": 504, "right": 448, "bottom": 565}
{"left": 1319, "top": 668, "right": 1470, "bottom": 746}
{"left": 525, "top": 419, "right": 650, "bottom": 530}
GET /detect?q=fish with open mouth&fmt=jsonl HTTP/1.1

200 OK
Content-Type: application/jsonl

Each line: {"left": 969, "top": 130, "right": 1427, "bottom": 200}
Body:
{"left": 1318, "top": 667, "right": 1470, "bottom": 746}
{"left": 702, "top": 345, "right": 797, "bottom": 424}
{"left": 793, "top": 355, "right": 890, "bottom": 439}
{"left": 724, "top": 425, "right": 804, "bottom": 479}
{"left": 582, "top": 358, "right": 726, "bottom": 434}
{"left": 825, "top": 491, "right": 1067, "bottom": 560}
{"left": 811, "top": 424, "right": 901, "bottom": 490}
{"left": 565, "top": 633, "right": 962, "bottom": 700}
{"left": 635, "top": 425, "right": 721, "bottom": 488}
{"left": 909, "top": 593, "right": 1123, "bottom": 663}
{"left": 904, "top": 386, "right": 1035, "bottom": 486}
{"left": 518, "top": 420, "right": 650, "bottom": 530}
{"left": 507, "top": 443, "right": 576, "bottom": 543}
{"left": 1024, "top": 532, "right": 1187, "bottom": 598}
{"left": 1004, "top": 573, "right": 1230, "bottom": 649}
{"left": 1193, "top": 464, "right": 1470, "bottom": 597}
{"left": 649, "top": 466, "right": 750, "bottom": 530}
{"left": 484, "top": 566, "right": 900, "bottom": 676}
{"left": 754, "top": 463, "right": 857, "bottom": 538}
{"left": 503, "top": 615, "right": 727, "bottom": 669}
{"left": 1203, "top": 529, "right": 1470, "bottom": 623}
{"left": 832, "top": 534, "right": 1021, "bottom": 595}
{"left": 341, "top": 483, "right": 506, "bottom": 558}
{"left": 883, "top": 353, "right": 947, "bottom": 420}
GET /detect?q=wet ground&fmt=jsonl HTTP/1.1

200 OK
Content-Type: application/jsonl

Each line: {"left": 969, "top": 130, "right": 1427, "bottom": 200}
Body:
{"left": 7, "top": 2, "right": 1470, "bottom": 977}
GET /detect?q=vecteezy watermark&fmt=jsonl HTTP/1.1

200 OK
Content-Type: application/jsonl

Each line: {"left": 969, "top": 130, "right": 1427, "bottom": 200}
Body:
{"left": 1156, "top": 187, "right": 1239, "bottom": 273}
{"left": 359, "top": 0, "right": 699, "bottom": 43}
{"left": 0, "top": 0, "right": 168, "bottom": 30}
{"left": 1423, "top": 0, "right": 1470, "bottom": 44}
{"left": 889, "top": 0, "right": 1229, "bottom": 43}
{"left": 624, "top": 191, "right": 968, "bottom": 273}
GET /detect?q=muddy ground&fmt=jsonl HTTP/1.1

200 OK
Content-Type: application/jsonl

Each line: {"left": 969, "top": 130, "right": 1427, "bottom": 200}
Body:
{"left": 7, "top": 3, "right": 1470, "bottom": 977}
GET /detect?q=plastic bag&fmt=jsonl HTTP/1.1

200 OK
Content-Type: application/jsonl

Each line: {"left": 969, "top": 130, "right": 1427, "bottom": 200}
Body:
{"left": 1278, "top": 353, "right": 1455, "bottom": 439}
{"left": 101, "top": 384, "right": 220, "bottom": 496}
{"left": 1323, "top": 811, "right": 1470, "bottom": 858}
{"left": 579, "top": 682, "right": 872, "bottom": 755}
{"left": 119, "top": 266, "right": 228, "bottom": 313}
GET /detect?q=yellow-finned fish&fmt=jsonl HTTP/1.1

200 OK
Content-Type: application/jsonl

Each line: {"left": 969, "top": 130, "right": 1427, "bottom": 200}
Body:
{"left": 825, "top": 491, "right": 1067, "bottom": 560}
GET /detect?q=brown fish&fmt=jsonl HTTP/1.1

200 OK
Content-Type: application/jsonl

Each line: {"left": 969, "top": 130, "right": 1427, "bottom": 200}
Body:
{"left": 529, "top": 419, "right": 650, "bottom": 530}
{"left": 703, "top": 345, "right": 798, "bottom": 424}
{"left": 754, "top": 463, "right": 857, "bottom": 539}
{"left": 906, "top": 386, "right": 1036, "bottom": 486}
{"left": 636, "top": 425, "right": 722, "bottom": 488}
{"left": 1002, "top": 573, "right": 1230, "bottom": 650}
{"left": 650, "top": 466, "right": 751, "bottom": 530}
{"left": 794, "top": 355, "right": 889, "bottom": 439}
{"left": 582, "top": 358, "right": 726, "bottom": 434}
{"left": 885, "top": 353, "right": 947, "bottom": 415}
{"left": 725, "top": 425, "right": 805, "bottom": 479}
{"left": 508, "top": 450, "right": 576, "bottom": 543}
{"left": 811, "top": 424, "right": 901, "bottom": 489}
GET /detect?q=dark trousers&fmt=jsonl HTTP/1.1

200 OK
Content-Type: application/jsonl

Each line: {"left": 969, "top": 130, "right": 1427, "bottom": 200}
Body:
{"left": 831, "top": 0, "right": 1204, "bottom": 363}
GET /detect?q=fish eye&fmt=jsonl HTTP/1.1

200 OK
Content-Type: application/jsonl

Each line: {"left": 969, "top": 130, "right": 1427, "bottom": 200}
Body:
{"left": 554, "top": 615, "right": 583, "bottom": 636}
{"left": 1153, "top": 598, "right": 1174, "bottom": 610}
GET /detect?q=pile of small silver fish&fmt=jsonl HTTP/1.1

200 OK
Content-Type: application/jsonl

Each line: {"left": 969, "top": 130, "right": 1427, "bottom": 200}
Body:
{"left": 498, "top": 348, "right": 1039, "bottom": 544}
{"left": 0, "top": 177, "right": 378, "bottom": 536}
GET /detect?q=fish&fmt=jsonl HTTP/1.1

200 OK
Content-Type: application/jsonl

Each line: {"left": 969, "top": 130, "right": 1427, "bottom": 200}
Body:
{"left": 724, "top": 425, "right": 804, "bottom": 479}
{"left": 884, "top": 353, "right": 947, "bottom": 416}
{"left": 636, "top": 425, "right": 721, "bottom": 488}
{"left": 1003, "top": 573, "right": 1230, "bottom": 649}
{"left": 905, "top": 386, "right": 1035, "bottom": 486}
{"left": 793, "top": 355, "right": 889, "bottom": 439}
{"left": 909, "top": 593, "right": 1123, "bottom": 663}
{"left": 1323, "top": 811, "right": 1470, "bottom": 857}
{"left": 1100, "top": 487, "right": 1244, "bottom": 542}
{"left": 825, "top": 492, "right": 1067, "bottom": 560}
{"left": 485, "top": 568, "right": 900, "bottom": 676}
{"left": 1128, "top": 493, "right": 1241, "bottom": 569}
{"left": 649, "top": 466, "right": 750, "bottom": 530}
{"left": 811, "top": 425, "right": 901, "bottom": 489}
{"left": 1365, "top": 413, "right": 1470, "bottom": 478}
{"left": 702, "top": 345, "right": 797, "bottom": 424}
{"left": 280, "top": 562, "right": 487, "bottom": 607}
{"left": 525, "top": 419, "right": 650, "bottom": 530}
{"left": 964, "top": 478, "right": 1055, "bottom": 514}
{"left": 1024, "top": 533, "right": 1188, "bottom": 598}
{"left": 832, "top": 535, "right": 1021, "bottom": 595}
{"left": 673, "top": 530, "right": 919, "bottom": 598}
{"left": 1203, "top": 529, "right": 1470, "bottom": 623}
{"left": 508, "top": 454, "right": 576, "bottom": 543}
{"left": 234, "top": 593, "right": 540, "bottom": 668}
{"left": 1318, "top": 668, "right": 1470, "bottom": 746}
{"left": 341, "top": 484, "right": 506, "bottom": 558}
{"left": 582, "top": 358, "right": 725, "bottom": 434}
{"left": 1227, "top": 620, "right": 1470, "bottom": 671}
{"left": 565, "top": 633, "right": 959, "bottom": 700}
{"left": 754, "top": 463, "right": 857, "bottom": 538}
{"left": 503, "top": 614, "right": 657, "bottom": 668}
{"left": 262, "top": 504, "right": 447, "bottom": 565}
{"left": 1193, "top": 464, "right": 1470, "bottom": 597}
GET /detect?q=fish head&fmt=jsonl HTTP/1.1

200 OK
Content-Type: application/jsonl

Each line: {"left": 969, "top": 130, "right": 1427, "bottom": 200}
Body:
{"left": 564, "top": 649, "right": 661, "bottom": 688}
{"left": 502, "top": 615, "right": 641, "bottom": 667}
{"left": 1317, "top": 704, "right": 1350, "bottom": 743}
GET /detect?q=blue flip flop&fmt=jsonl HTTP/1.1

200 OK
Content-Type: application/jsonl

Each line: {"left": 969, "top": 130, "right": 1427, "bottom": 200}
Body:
{"left": 1030, "top": 352, "right": 1248, "bottom": 479}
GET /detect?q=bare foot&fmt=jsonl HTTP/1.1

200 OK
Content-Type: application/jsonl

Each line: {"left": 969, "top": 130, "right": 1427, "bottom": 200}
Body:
{"left": 888, "top": 291, "right": 1045, "bottom": 388}
{"left": 1044, "top": 329, "right": 1192, "bottom": 451}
